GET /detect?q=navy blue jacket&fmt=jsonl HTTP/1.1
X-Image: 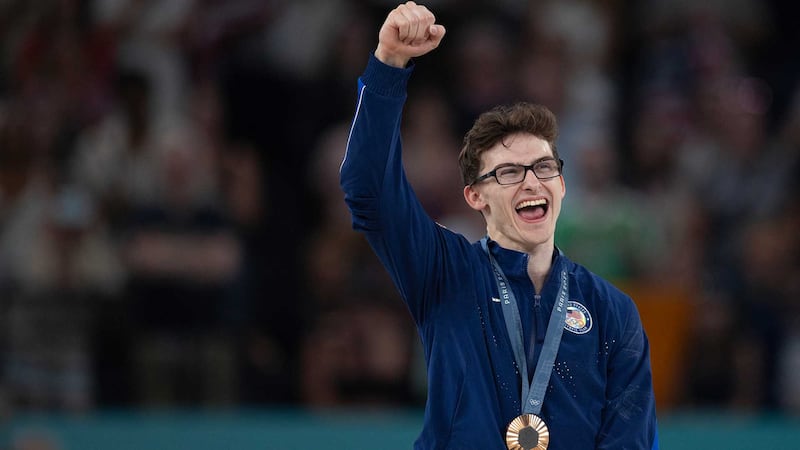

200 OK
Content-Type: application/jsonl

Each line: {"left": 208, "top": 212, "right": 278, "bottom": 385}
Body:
{"left": 340, "top": 54, "right": 659, "bottom": 450}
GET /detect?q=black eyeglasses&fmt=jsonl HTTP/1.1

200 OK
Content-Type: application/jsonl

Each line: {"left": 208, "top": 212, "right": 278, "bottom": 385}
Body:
{"left": 472, "top": 158, "right": 564, "bottom": 185}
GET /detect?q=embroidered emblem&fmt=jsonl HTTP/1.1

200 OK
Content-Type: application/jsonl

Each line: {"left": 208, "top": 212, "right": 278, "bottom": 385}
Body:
{"left": 564, "top": 301, "right": 592, "bottom": 335}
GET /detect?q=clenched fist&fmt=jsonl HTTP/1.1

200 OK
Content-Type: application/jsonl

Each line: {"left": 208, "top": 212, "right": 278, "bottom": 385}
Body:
{"left": 375, "top": 1, "right": 446, "bottom": 68}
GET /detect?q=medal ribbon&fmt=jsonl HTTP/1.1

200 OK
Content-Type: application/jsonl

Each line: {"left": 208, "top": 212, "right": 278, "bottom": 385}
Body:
{"left": 481, "top": 237, "right": 568, "bottom": 416}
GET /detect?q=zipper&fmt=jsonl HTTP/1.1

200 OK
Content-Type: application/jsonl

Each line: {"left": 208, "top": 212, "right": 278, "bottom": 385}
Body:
{"left": 533, "top": 293, "right": 545, "bottom": 344}
{"left": 528, "top": 293, "right": 544, "bottom": 379}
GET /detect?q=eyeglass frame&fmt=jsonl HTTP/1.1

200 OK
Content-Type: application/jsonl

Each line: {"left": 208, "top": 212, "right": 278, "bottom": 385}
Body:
{"left": 470, "top": 157, "right": 565, "bottom": 186}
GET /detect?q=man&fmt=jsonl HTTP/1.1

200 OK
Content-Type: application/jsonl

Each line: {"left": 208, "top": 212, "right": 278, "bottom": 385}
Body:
{"left": 339, "top": 2, "right": 659, "bottom": 449}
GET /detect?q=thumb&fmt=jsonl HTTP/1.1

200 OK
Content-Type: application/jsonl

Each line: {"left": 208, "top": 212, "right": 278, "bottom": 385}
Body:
{"left": 426, "top": 24, "right": 446, "bottom": 49}
{"left": 429, "top": 24, "right": 446, "bottom": 38}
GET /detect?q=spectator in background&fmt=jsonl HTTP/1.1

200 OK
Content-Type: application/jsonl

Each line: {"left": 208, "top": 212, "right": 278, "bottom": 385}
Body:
{"left": 730, "top": 86, "right": 800, "bottom": 411}
{"left": 70, "top": 68, "right": 161, "bottom": 229}
{"left": 520, "top": 0, "right": 617, "bottom": 170}
{"left": 555, "top": 130, "right": 662, "bottom": 283}
{"left": 2, "top": 180, "right": 121, "bottom": 411}
{"left": 449, "top": 16, "right": 516, "bottom": 133}
{"left": 675, "top": 75, "right": 794, "bottom": 410}
{"left": 121, "top": 122, "right": 242, "bottom": 407}
{"left": 774, "top": 92, "right": 800, "bottom": 410}
{"left": 0, "top": 1, "right": 124, "bottom": 410}
{"left": 92, "top": 0, "right": 194, "bottom": 127}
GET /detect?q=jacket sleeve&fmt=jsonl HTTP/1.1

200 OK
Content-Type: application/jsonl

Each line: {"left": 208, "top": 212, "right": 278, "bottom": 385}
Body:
{"left": 339, "top": 54, "right": 451, "bottom": 325}
{"left": 596, "top": 295, "right": 660, "bottom": 450}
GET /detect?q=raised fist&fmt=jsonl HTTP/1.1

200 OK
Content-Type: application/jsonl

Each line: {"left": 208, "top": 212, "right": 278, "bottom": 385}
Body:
{"left": 375, "top": 1, "right": 446, "bottom": 68}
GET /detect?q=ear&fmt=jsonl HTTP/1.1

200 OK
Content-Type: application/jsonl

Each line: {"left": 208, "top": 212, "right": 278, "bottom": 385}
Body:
{"left": 559, "top": 175, "right": 566, "bottom": 198}
{"left": 463, "top": 184, "right": 486, "bottom": 212}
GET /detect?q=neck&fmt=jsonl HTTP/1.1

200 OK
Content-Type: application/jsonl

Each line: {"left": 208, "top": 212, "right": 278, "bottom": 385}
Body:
{"left": 526, "top": 243, "right": 555, "bottom": 295}
{"left": 485, "top": 232, "right": 555, "bottom": 293}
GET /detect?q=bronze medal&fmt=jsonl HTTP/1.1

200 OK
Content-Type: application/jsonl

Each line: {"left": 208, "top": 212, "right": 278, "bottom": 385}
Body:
{"left": 505, "top": 414, "right": 549, "bottom": 450}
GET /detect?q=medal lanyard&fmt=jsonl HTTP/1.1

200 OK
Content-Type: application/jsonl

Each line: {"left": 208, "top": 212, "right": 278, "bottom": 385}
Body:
{"left": 481, "top": 238, "right": 568, "bottom": 415}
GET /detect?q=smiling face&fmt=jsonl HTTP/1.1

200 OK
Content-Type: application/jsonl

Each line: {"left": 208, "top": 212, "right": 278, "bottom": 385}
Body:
{"left": 463, "top": 132, "right": 565, "bottom": 254}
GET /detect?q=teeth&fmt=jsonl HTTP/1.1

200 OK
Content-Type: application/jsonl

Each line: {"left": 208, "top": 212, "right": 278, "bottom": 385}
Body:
{"left": 516, "top": 199, "right": 547, "bottom": 210}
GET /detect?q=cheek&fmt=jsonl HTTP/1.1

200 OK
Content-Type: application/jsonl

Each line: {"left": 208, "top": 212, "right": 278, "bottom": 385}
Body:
{"left": 554, "top": 179, "right": 566, "bottom": 211}
{"left": 552, "top": 202, "right": 562, "bottom": 219}
{"left": 551, "top": 193, "right": 565, "bottom": 218}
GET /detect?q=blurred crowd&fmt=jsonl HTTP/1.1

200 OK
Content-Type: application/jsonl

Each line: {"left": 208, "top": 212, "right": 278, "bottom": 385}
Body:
{"left": 0, "top": 0, "right": 799, "bottom": 421}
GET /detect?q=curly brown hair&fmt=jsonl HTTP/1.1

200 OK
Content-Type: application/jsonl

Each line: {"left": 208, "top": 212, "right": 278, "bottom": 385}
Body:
{"left": 458, "top": 102, "right": 560, "bottom": 186}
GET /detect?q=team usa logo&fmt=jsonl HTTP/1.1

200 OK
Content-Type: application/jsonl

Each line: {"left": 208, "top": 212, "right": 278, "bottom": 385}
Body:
{"left": 564, "top": 301, "right": 592, "bottom": 335}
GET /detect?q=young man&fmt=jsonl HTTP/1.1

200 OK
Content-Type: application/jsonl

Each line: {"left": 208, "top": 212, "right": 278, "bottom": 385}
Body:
{"left": 339, "top": 2, "right": 659, "bottom": 449}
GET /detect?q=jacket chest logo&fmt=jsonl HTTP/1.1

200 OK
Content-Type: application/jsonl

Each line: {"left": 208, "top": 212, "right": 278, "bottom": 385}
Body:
{"left": 564, "top": 301, "right": 592, "bottom": 335}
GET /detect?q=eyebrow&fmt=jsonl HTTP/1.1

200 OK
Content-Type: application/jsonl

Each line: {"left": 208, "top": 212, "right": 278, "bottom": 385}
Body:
{"left": 490, "top": 156, "right": 555, "bottom": 170}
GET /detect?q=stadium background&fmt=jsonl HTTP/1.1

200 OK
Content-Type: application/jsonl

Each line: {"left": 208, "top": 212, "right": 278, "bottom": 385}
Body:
{"left": 1, "top": 0, "right": 799, "bottom": 448}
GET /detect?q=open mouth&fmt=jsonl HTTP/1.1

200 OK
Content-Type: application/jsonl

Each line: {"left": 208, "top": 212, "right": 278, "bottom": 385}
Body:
{"left": 515, "top": 199, "right": 548, "bottom": 221}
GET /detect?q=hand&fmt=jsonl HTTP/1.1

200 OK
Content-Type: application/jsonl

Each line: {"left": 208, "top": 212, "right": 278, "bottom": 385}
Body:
{"left": 375, "top": 1, "right": 446, "bottom": 68}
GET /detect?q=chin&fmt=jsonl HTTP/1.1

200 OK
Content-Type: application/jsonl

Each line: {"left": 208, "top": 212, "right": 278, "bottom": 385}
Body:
{"left": 520, "top": 227, "right": 554, "bottom": 246}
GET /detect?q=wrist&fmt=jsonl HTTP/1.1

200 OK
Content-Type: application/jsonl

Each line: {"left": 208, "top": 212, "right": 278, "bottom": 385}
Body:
{"left": 375, "top": 45, "right": 409, "bottom": 68}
